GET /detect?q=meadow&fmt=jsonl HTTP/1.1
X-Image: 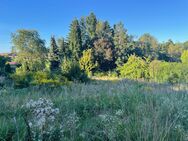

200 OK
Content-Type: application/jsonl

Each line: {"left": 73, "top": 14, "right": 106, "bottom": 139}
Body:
{"left": 0, "top": 79, "right": 188, "bottom": 141}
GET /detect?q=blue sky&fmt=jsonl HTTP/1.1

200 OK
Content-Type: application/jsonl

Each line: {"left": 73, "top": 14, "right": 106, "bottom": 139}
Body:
{"left": 0, "top": 0, "right": 188, "bottom": 53}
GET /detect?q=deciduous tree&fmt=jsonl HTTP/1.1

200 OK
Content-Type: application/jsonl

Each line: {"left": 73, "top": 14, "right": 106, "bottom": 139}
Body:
{"left": 12, "top": 30, "right": 47, "bottom": 72}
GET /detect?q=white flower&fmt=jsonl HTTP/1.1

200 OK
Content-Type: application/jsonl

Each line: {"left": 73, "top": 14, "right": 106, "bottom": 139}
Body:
{"left": 23, "top": 98, "right": 59, "bottom": 139}
{"left": 29, "top": 122, "right": 32, "bottom": 127}
{"left": 115, "top": 109, "right": 124, "bottom": 116}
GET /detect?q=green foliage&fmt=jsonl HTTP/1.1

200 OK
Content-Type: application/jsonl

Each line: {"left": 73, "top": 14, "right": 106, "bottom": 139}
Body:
{"left": 57, "top": 37, "right": 70, "bottom": 61}
{"left": 93, "top": 37, "right": 115, "bottom": 71}
{"left": 138, "top": 33, "right": 159, "bottom": 60}
{"left": 183, "top": 41, "right": 188, "bottom": 50}
{"left": 32, "top": 71, "right": 68, "bottom": 86}
{"left": 11, "top": 68, "right": 69, "bottom": 88}
{"left": 96, "top": 21, "right": 113, "bottom": 38}
{"left": 0, "top": 56, "right": 6, "bottom": 76}
{"left": 167, "top": 43, "right": 182, "bottom": 62}
{"left": 79, "top": 17, "right": 90, "bottom": 51}
{"left": 86, "top": 12, "right": 97, "bottom": 39}
{"left": 139, "top": 33, "right": 158, "bottom": 50}
{"left": 113, "top": 22, "right": 129, "bottom": 66}
{"left": 6, "top": 13, "right": 188, "bottom": 84}
{"left": 118, "top": 55, "right": 149, "bottom": 79}
{"left": 61, "top": 59, "right": 89, "bottom": 82}
{"left": 11, "top": 70, "right": 33, "bottom": 88}
{"left": 79, "top": 49, "right": 97, "bottom": 76}
{"left": 91, "top": 20, "right": 116, "bottom": 71}
{"left": 1, "top": 80, "right": 188, "bottom": 140}
{"left": 149, "top": 60, "right": 188, "bottom": 84}
{"left": 158, "top": 40, "right": 182, "bottom": 62}
{"left": 68, "top": 19, "right": 82, "bottom": 61}
{"left": 181, "top": 50, "right": 188, "bottom": 64}
{"left": 48, "top": 36, "right": 61, "bottom": 72}
{"left": 12, "top": 30, "right": 47, "bottom": 72}
{"left": 0, "top": 56, "right": 12, "bottom": 76}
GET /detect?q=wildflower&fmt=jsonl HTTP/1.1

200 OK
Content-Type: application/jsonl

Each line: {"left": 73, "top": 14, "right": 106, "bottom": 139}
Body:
{"left": 23, "top": 98, "right": 59, "bottom": 140}
{"left": 115, "top": 109, "right": 124, "bottom": 116}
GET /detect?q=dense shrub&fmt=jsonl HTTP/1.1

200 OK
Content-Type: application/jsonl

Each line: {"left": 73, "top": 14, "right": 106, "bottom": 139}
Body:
{"left": 11, "top": 70, "right": 33, "bottom": 88}
{"left": 149, "top": 60, "right": 188, "bottom": 84}
{"left": 61, "top": 59, "right": 89, "bottom": 82}
{"left": 12, "top": 59, "right": 89, "bottom": 88}
{"left": 11, "top": 69, "right": 69, "bottom": 88}
{"left": 181, "top": 50, "right": 188, "bottom": 64}
{"left": 118, "top": 55, "right": 149, "bottom": 79}
{"left": 0, "top": 56, "right": 12, "bottom": 76}
{"left": 32, "top": 71, "right": 68, "bottom": 86}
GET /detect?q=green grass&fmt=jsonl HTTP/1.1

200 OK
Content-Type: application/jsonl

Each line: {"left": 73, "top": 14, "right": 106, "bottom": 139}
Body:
{"left": 0, "top": 79, "right": 188, "bottom": 141}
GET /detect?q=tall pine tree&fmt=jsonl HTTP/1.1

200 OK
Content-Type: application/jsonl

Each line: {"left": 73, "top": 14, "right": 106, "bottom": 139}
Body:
{"left": 58, "top": 37, "right": 70, "bottom": 61}
{"left": 86, "top": 12, "right": 97, "bottom": 39}
{"left": 48, "top": 36, "right": 60, "bottom": 71}
{"left": 68, "top": 19, "right": 82, "bottom": 61}
{"left": 113, "top": 22, "right": 129, "bottom": 66}
{"left": 80, "top": 17, "right": 90, "bottom": 51}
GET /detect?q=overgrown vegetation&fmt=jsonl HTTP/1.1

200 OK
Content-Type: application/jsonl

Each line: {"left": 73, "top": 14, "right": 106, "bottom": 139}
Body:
{"left": 0, "top": 12, "right": 188, "bottom": 141}
{"left": 1, "top": 12, "right": 186, "bottom": 88}
{"left": 0, "top": 80, "right": 188, "bottom": 141}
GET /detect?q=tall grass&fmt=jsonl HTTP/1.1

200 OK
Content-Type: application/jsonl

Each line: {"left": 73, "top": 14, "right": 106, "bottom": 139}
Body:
{"left": 0, "top": 79, "right": 188, "bottom": 141}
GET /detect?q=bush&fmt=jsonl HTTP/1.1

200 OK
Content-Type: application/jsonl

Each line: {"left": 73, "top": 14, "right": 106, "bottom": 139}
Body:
{"left": 11, "top": 71, "right": 33, "bottom": 88}
{"left": 79, "top": 49, "right": 97, "bottom": 76}
{"left": 0, "top": 56, "right": 12, "bottom": 77}
{"left": 118, "top": 55, "right": 149, "bottom": 80}
{"left": 11, "top": 69, "right": 69, "bottom": 88}
{"left": 32, "top": 71, "right": 68, "bottom": 86}
{"left": 61, "top": 60, "right": 89, "bottom": 82}
{"left": 181, "top": 50, "right": 188, "bottom": 64}
{"left": 149, "top": 60, "right": 188, "bottom": 84}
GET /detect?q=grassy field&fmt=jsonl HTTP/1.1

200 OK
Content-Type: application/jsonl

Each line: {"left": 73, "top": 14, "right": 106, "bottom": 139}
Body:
{"left": 0, "top": 79, "right": 188, "bottom": 141}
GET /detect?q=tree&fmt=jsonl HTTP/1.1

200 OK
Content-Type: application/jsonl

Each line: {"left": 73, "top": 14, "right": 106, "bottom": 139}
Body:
{"left": 79, "top": 49, "right": 97, "bottom": 76}
{"left": 61, "top": 59, "right": 88, "bottom": 82}
{"left": 181, "top": 50, "right": 188, "bottom": 64}
{"left": 167, "top": 43, "right": 182, "bottom": 62}
{"left": 183, "top": 41, "right": 188, "bottom": 50}
{"left": 80, "top": 17, "right": 90, "bottom": 50}
{"left": 118, "top": 55, "right": 149, "bottom": 79}
{"left": 57, "top": 37, "right": 70, "bottom": 61}
{"left": 86, "top": 12, "right": 97, "bottom": 39}
{"left": 158, "top": 40, "right": 182, "bottom": 62}
{"left": 139, "top": 33, "right": 158, "bottom": 50}
{"left": 48, "top": 36, "right": 60, "bottom": 72}
{"left": 96, "top": 21, "right": 113, "bottom": 38}
{"left": 68, "top": 19, "right": 82, "bottom": 61}
{"left": 158, "top": 43, "right": 170, "bottom": 61}
{"left": 12, "top": 30, "right": 47, "bottom": 72}
{"left": 93, "top": 20, "right": 115, "bottom": 71}
{"left": 139, "top": 33, "right": 159, "bottom": 60}
{"left": 113, "top": 22, "right": 129, "bottom": 66}
{"left": 93, "top": 37, "right": 115, "bottom": 71}
{"left": 149, "top": 61, "right": 188, "bottom": 83}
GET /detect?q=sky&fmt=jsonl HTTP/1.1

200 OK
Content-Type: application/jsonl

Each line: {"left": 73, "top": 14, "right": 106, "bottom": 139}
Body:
{"left": 0, "top": 0, "right": 188, "bottom": 53}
